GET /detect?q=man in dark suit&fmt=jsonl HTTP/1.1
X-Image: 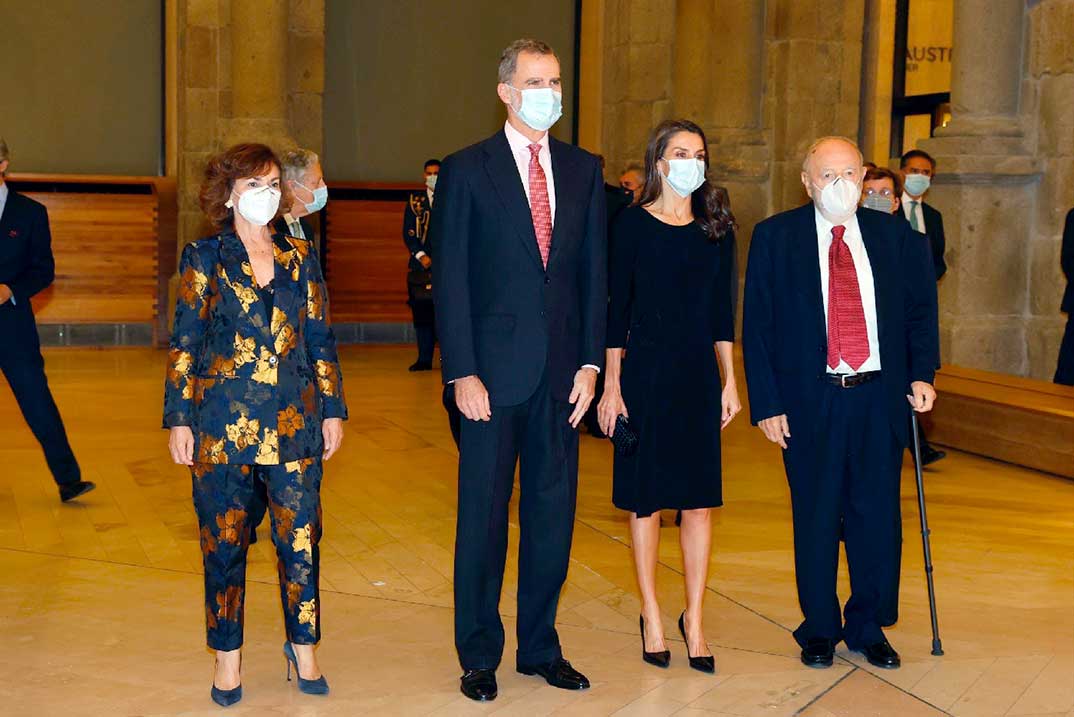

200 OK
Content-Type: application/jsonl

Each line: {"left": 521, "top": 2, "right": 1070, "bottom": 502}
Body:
{"left": 430, "top": 39, "right": 606, "bottom": 702}
{"left": 900, "top": 149, "right": 947, "bottom": 280}
{"left": 0, "top": 138, "right": 94, "bottom": 503}
{"left": 403, "top": 159, "right": 440, "bottom": 372}
{"left": 277, "top": 147, "right": 325, "bottom": 248}
{"left": 744, "top": 137, "right": 939, "bottom": 671}
{"left": 1056, "top": 208, "right": 1074, "bottom": 385}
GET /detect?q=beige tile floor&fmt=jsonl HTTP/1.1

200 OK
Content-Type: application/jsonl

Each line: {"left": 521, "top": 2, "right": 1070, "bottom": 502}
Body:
{"left": 0, "top": 346, "right": 1071, "bottom": 716}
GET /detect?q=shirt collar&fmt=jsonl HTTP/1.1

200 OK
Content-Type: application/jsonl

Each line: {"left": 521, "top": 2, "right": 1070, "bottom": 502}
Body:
{"left": 902, "top": 191, "right": 920, "bottom": 206}
{"left": 504, "top": 120, "right": 549, "bottom": 156}
{"left": 0, "top": 182, "right": 8, "bottom": 205}
{"left": 814, "top": 205, "right": 859, "bottom": 242}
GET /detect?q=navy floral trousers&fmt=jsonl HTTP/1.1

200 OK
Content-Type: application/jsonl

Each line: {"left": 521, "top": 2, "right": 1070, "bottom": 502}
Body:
{"left": 192, "top": 457, "right": 323, "bottom": 651}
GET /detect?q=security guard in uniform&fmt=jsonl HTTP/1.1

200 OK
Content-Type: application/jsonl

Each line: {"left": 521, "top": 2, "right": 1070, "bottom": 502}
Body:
{"left": 404, "top": 159, "right": 440, "bottom": 371}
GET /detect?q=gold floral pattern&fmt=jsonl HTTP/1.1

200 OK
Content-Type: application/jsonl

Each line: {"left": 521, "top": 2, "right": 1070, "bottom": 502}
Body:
{"left": 278, "top": 405, "right": 305, "bottom": 438}
{"left": 256, "top": 428, "right": 279, "bottom": 464}
{"left": 292, "top": 524, "right": 313, "bottom": 560}
{"left": 215, "top": 507, "right": 247, "bottom": 545}
{"left": 232, "top": 333, "right": 257, "bottom": 367}
{"left": 225, "top": 415, "right": 261, "bottom": 451}
{"left": 297, "top": 598, "right": 317, "bottom": 631}
{"left": 197, "top": 435, "right": 228, "bottom": 464}
{"left": 315, "top": 359, "right": 341, "bottom": 398}
{"left": 307, "top": 279, "right": 326, "bottom": 321}
{"left": 178, "top": 264, "right": 209, "bottom": 308}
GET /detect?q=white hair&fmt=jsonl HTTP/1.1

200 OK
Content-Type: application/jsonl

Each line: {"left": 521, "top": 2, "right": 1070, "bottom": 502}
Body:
{"left": 280, "top": 148, "right": 319, "bottom": 183}
{"left": 802, "top": 136, "right": 864, "bottom": 172}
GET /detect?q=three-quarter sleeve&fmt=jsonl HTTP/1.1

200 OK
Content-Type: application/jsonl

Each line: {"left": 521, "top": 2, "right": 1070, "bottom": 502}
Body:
{"left": 304, "top": 246, "right": 348, "bottom": 420}
{"left": 163, "top": 242, "right": 212, "bottom": 428}
{"left": 711, "top": 230, "right": 736, "bottom": 343}
{"left": 606, "top": 212, "right": 639, "bottom": 348}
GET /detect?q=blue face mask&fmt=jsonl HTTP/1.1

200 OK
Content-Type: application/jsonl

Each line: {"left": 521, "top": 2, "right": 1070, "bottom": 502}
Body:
{"left": 297, "top": 182, "right": 328, "bottom": 214}
{"left": 663, "top": 158, "right": 706, "bottom": 198}
{"left": 508, "top": 86, "right": 563, "bottom": 132}
{"left": 904, "top": 173, "right": 931, "bottom": 197}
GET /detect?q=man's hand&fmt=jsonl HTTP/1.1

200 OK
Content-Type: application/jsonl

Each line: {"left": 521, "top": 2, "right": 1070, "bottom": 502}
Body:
{"left": 168, "top": 426, "right": 195, "bottom": 465}
{"left": 0, "top": 284, "right": 12, "bottom": 305}
{"left": 455, "top": 375, "right": 492, "bottom": 421}
{"left": 568, "top": 367, "right": 598, "bottom": 428}
{"left": 907, "top": 381, "right": 937, "bottom": 413}
{"left": 758, "top": 414, "right": 791, "bottom": 449}
{"left": 419, "top": 255, "right": 432, "bottom": 269}
{"left": 322, "top": 417, "right": 344, "bottom": 460}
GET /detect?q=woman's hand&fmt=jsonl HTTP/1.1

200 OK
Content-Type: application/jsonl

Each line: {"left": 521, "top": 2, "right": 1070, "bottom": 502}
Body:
{"left": 322, "top": 417, "right": 344, "bottom": 460}
{"left": 720, "top": 381, "right": 742, "bottom": 431}
{"left": 597, "top": 384, "right": 628, "bottom": 438}
{"left": 169, "top": 426, "right": 195, "bottom": 465}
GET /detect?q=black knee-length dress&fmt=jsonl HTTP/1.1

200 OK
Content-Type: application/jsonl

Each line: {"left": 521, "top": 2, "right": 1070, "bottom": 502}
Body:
{"left": 608, "top": 205, "right": 736, "bottom": 517}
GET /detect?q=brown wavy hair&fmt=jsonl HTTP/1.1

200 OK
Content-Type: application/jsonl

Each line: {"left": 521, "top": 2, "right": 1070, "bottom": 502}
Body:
{"left": 636, "top": 119, "right": 735, "bottom": 241}
{"left": 199, "top": 143, "right": 291, "bottom": 229}
{"left": 864, "top": 166, "right": 904, "bottom": 198}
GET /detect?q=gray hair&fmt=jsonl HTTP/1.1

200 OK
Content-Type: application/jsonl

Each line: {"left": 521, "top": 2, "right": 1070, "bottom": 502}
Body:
{"left": 802, "top": 136, "right": 864, "bottom": 172}
{"left": 0, "top": 137, "right": 9, "bottom": 173}
{"left": 622, "top": 163, "right": 644, "bottom": 176}
{"left": 280, "top": 147, "right": 320, "bottom": 183}
{"left": 498, "top": 38, "right": 557, "bottom": 84}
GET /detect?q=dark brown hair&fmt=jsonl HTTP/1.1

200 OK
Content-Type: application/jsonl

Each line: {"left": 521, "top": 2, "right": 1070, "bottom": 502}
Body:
{"left": 199, "top": 143, "right": 290, "bottom": 229}
{"left": 636, "top": 119, "right": 735, "bottom": 241}
{"left": 864, "top": 166, "right": 904, "bottom": 197}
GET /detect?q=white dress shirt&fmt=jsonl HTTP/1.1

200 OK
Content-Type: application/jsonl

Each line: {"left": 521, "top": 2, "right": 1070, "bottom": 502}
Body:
{"left": 0, "top": 181, "right": 8, "bottom": 222}
{"left": 503, "top": 120, "right": 556, "bottom": 225}
{"left": 283, "top": 212, "right": 306, "bottom": 240}
{"left": 815, "top": 208, "right": 882, "bottom": 374}
{"left": 901, "top": 192, "right": 927, "bottom": 232}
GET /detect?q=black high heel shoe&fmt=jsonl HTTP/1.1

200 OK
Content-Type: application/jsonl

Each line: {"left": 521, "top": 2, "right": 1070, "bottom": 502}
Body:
{"left": 678, "top": 611, "right": 716, "bottom": 674}
{"left": 639, "top": 615, "right": 671, "bottom": 668}
{"left": 210, "top": 656, "right": 242, "bottom": 707}
{"left": 283, "top": 642, "right": 329, "bottom": 695}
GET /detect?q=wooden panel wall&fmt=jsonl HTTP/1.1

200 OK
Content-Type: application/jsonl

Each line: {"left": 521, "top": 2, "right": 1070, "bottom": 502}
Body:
{"left": 928, "top": 365, "right": 1074, "bottom": 478}
{"left": 8, "top": 174, "right": 177, "bottom": 342}
{"left": 323, "top": 182, "right": 421, "bottom": 323}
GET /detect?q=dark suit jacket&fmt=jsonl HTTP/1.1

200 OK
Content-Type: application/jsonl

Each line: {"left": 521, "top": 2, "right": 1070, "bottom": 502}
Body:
{"left": 273, "top": 214, "right": 314, "bottom": 243}
{"left": 430, "top": 130, "right": 607, "bottom": 406}
{"left": 403, "top": 190, "right": 433, "bottom": 272}
{"left": 163, "top": 232, "right": 347, "bottom": 465}
{"left": 743, "top": 204, "right": 939, "bottom": 447}
{"left": 921, "top": 201, "right": 947, "bottom": 280}
{"left": 1062, "top": 208, "right": 1074, "bottom": 314}
{"left": 0, "top": 189, "right": 55, "bottom": 317}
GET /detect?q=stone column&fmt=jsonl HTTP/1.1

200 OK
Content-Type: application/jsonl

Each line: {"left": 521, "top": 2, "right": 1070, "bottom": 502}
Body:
{"left": 225, "top": 0, "right": 292, "bottom": 147}
{"left": 919, "top": 0, "right": 1041, "bottom": 376}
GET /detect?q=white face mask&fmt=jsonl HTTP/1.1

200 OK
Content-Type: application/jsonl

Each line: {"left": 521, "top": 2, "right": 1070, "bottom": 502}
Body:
{"left": 663, "top": 158, "right": 706, "bottom": 198}
{"left": 234, "top": 185, "right": 281, "bottom": 226}
{"left": 425, "top": 174, "right": 438, "bottom": 191}
{"left": 508, "top": 86, "right": 563, "bottom": 132}
{"left": 814, "top": 177, "right": 861, "bottom": 221}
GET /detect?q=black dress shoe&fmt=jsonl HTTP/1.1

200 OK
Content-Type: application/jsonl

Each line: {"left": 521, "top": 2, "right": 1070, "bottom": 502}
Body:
{"left": 921, "top": 447, "right": 947, "bottom": 466}
{"left": 59, "top": 481, "right": 96, "bottom": 503}
{"left": 460, "top": 669, "right": 497, "bottom": 701}
{"left": 856, "top": 639, "right": 901, "bottom": 669}
{"left": 517, "top": 657, "right": 590, "bottom": 690}
{"left": 677, "top": 612, "right": 715, "bottom": 673}
{"left": 409, "top": 361, "right": 433, "bottom": 372}
{"left": 800, "top": 638, "right": 835, "bottom": 668}
{"left": 639, "top": 615, "right": 671, "bottom": 668}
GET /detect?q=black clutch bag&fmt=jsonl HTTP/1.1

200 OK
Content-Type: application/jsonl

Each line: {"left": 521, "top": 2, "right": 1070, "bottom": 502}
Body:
{"left": 609, "top": 415, "right": 639, "bottom": 456}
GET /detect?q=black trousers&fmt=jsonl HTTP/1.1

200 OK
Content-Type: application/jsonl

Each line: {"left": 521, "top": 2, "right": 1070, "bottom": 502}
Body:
{"left": 1056, "top": 314, "right": 1074, "bottom": 386}
{"left": 408, "top": 288, "right": 437, "bottom": 364}
{"left": 454, "top": 371, "right": 579, "bottom": 670}
{"left": 1, "top": 308, "right": 80, "bottom": 487}
{"left": 781, "top": 379, "right": 902, "bottom": 649}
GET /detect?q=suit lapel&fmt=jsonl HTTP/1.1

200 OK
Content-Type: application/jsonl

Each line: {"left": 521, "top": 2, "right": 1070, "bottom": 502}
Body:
{"left": 483, "top": 131, "right": 544, "bottom": 271}
{"left": 546, "top": 138, "right": 576, "bottom": 268}
{"left": 219, "top": 232, "right": 274, "bottom": 344}
{"left": 0, "top": 190, "right": 22, "bottom": 237}
{"left": 794, "top": 204, "right": 827, "bottom": 343}
{"left": 271, "top": 234, "right": 302, "bottom": 354}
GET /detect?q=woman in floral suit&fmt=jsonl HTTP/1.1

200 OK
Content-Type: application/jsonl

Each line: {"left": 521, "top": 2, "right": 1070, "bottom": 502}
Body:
{"left": 163, "top": 143, "right": 346, "bottom": 706}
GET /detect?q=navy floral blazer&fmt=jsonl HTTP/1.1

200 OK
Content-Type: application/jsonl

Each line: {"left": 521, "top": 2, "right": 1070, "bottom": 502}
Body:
{"left": 163, "top": 231, "right": 347, "bottom": 465}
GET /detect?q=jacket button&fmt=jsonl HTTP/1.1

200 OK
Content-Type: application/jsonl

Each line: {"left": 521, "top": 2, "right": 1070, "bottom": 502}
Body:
{"left": 268, "top": 355, "right": 278, "bottom": 367}
{"left": 544, "top": 276, "right": 551, "bottom": 285}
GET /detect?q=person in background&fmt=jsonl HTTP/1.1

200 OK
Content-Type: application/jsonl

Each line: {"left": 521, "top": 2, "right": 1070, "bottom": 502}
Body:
{"left": 0, "top": 136, "right": 95, "bottom": 503}
{"left": 598, "top": 119, "right": 740, "bottom": 674}
{"left": 1056, "top": 208, "right": 1074, "bottom": 385}
{"left": 432, "top": 38, "right": 605, "bottom": 702}
{"left": 277, "top": 148, "right": 327, "bottom": 249}
{"left": 404, "top": 159, "right": 440, "bottom": 372}
{"left": 861, "top": 166, "right": 903, "bottom": 215}
{"left": 744, "top": 136, "right": 939, "bottom": 672}
{"left": 164, "top": 143, "right": 346, "bottom": 706}
{"left": 900, "top": 149, "right": 947, "bottom": 280}
{"left": 620, "top": 163, "right": 645, "bottom": 200}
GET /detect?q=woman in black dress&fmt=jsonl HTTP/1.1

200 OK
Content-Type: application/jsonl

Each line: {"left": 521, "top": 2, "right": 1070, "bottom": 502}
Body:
{"left": 597, "top": 119, "right": 741, "bottom": 673}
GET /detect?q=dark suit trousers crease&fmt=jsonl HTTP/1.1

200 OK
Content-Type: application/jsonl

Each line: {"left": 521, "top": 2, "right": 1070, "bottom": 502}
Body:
{"left": 782, "top": 379, "right": 902, "bottom": 649}
{"left": 454, "top": 371, "right": 579, "bottom": 670}
{"left": 0, "top": 310, "right": 80, "bottom": 486}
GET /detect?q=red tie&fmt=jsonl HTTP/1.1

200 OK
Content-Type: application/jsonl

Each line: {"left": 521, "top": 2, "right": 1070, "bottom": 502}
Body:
{"left": 827, "top": 225, "right": 870, "bottom": 371}
{"left": 528, "top": 143, "right": 552, "bottom": 267}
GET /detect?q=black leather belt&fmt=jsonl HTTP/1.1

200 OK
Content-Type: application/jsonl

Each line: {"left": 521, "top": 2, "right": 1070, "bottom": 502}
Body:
{"left": 826, "top": 371, "right": 881, "bottom": 388}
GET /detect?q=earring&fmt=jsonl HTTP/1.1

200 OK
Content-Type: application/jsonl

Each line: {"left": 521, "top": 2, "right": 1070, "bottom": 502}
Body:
{"left": 225, "top": 198, "right": 234, "bottom": 209}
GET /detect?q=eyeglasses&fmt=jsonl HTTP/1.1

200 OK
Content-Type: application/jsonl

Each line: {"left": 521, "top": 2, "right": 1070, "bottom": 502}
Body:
{"left": 862, "top": 188, "right": 895, "bottom": 198}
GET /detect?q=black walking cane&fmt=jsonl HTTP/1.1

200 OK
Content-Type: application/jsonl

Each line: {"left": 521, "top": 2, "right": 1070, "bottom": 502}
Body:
{"left": 910, "top": 410, "right": 944, "bottom": 656}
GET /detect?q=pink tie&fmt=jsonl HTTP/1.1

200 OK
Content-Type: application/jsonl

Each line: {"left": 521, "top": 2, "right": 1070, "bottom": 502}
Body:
{"left": 826, "top": 225, "right": 870, "bottom": 371}
{"left": 527, "top": 143, "right": 552, "bottom": 267}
